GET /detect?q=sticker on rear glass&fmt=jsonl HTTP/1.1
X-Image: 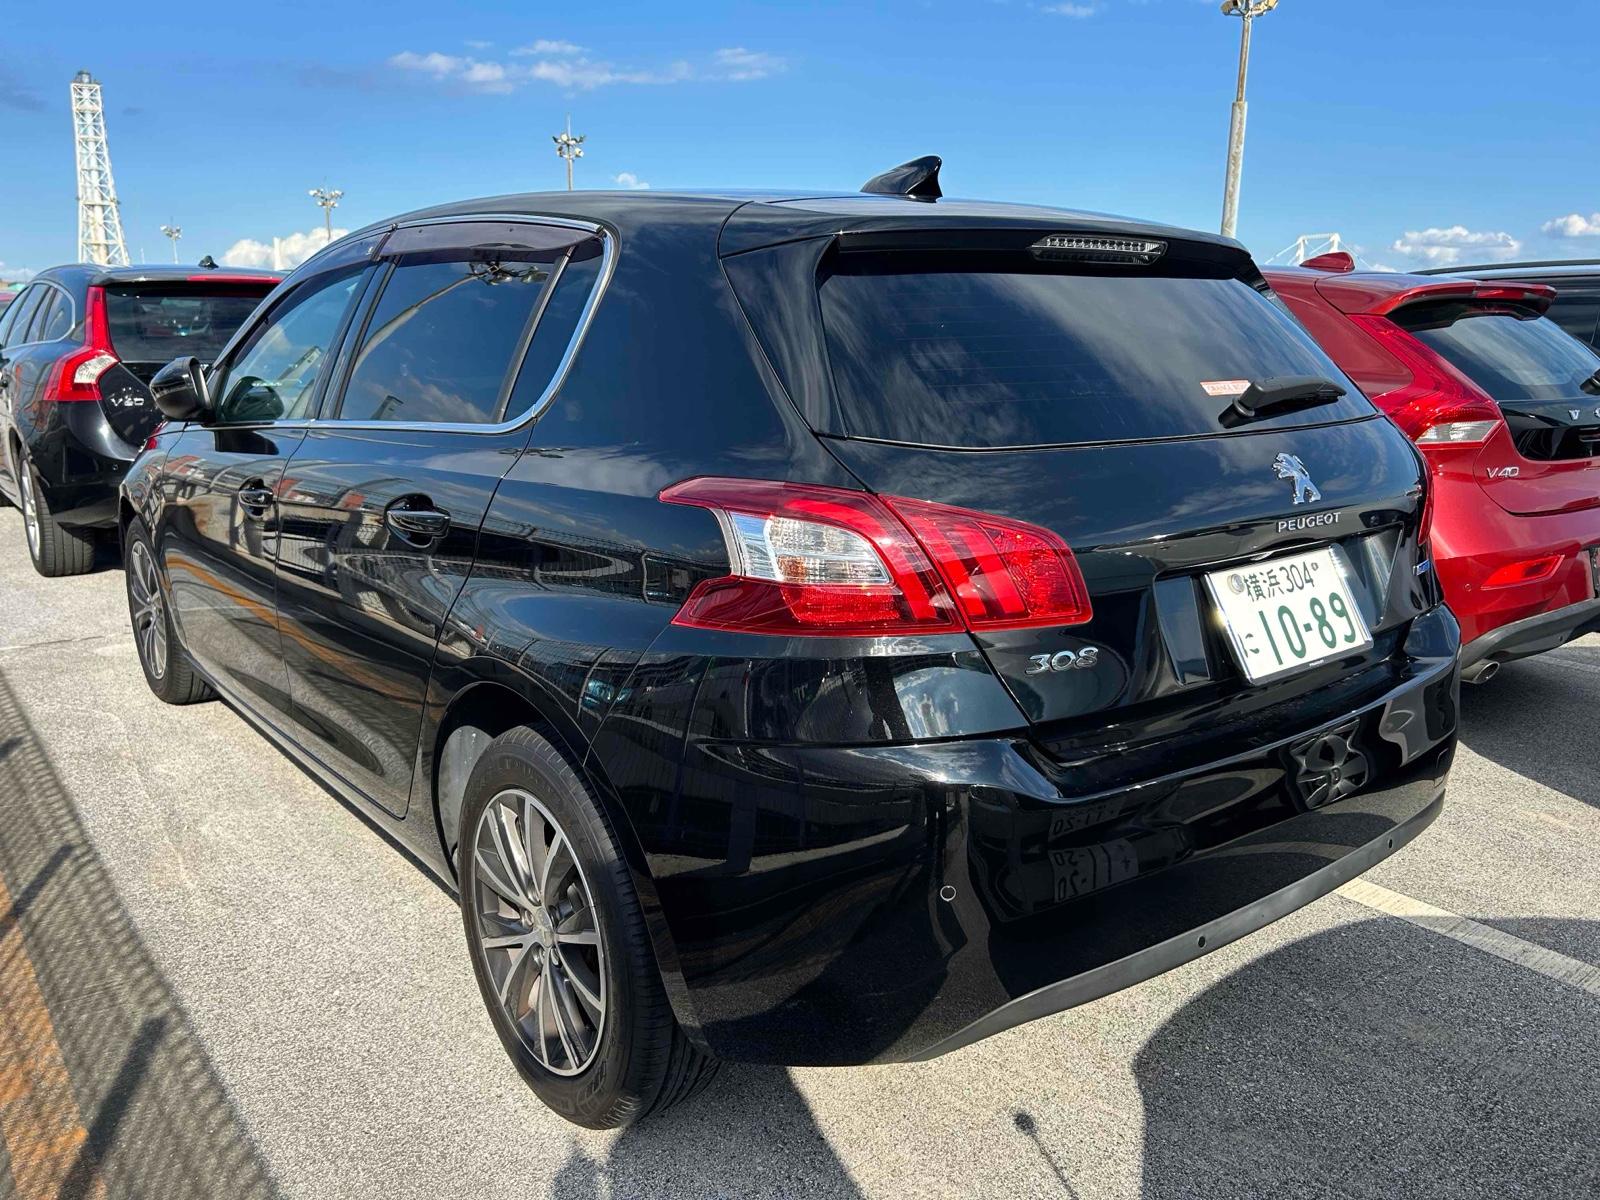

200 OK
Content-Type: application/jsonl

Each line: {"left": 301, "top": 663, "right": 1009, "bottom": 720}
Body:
{"left": 1201, "top": 379, "right": 1251, "bottom": 397}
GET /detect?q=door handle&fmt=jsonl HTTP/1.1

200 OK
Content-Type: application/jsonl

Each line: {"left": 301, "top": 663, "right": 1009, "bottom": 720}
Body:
{"left": 384, "top": 505, "right": 451, "bottom": 541}
{"left": 238, "top": 484, "right": 276, "bottom": 515}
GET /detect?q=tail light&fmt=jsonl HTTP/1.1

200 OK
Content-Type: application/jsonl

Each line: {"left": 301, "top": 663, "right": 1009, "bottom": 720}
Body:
{"left": 1348, "top": 314, "right": 1503, "bottom": 448}
{"left": 660, "top": 478, "right": 1092, "bottom": 637}
{"left": 43, "top": 286, "right": 117, "bottom": 403}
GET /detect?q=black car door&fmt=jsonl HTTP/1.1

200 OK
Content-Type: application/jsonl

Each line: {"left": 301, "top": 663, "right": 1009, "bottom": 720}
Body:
{"left": 155, "top": 241, "right": 378, "bottom": 717}
{"left": 272, "top": 218, "right": 603, "bottom": 817}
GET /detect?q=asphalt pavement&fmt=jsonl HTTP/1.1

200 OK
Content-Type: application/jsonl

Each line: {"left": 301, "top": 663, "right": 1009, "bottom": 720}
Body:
{"left": 0, "top": 511, "right": 1596, "bottom": 1200}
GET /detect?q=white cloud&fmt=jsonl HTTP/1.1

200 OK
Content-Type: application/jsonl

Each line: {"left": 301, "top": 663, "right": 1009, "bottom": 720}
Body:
{"left": 1044, "top": 3, "right": 1098, "bottom": 15}
{"left": 613, "top": 172, "right": 650, "bottom": 190}
{"left": 221, "top": 227, "right": 349, "bottom": 270}
{"left": 1389, "top": 225, "right": 1521, "bottom": 268}
{"left": 389, "top": 44, "right": 785, "bottom": 92}
{"left": 711, "top": 47, "right": 785, "bottom": 80}
{"left": 512, "top": 39, "right": 585, "bottom": 56}
{"left": 1543, "top": 212, "right": 1600, "bottom": 238}
{"left": 0, "top": 261, "right": 36, "bottom": 283}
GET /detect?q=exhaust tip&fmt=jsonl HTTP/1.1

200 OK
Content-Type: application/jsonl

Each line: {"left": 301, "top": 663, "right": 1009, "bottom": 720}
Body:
{"left": 1463, "top": 659, "right": 1501, "bottom": 685}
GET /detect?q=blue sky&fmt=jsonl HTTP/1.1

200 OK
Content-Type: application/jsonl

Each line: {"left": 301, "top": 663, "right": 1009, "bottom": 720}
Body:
{"left": 2, "top": 0, "right": 1597, "bottom": 278}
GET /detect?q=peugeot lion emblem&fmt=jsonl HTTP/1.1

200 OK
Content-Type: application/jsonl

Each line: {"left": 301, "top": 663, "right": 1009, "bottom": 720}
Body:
{"left": 1273, "top": 453, "right": 1322, "bottom": 506}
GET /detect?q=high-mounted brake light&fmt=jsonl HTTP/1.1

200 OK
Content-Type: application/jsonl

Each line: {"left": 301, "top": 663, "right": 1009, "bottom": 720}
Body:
{"left": 661, "top": 479, "right": 1092, "bottom": 637}
{"left": 1030, "top": 234, "right": 1166, "bottom": 266}
{"left": 1348, "top": 314, "right": 1504, "bottom": 448}
{"left": 44, "top": 286, "right": 117, "bottom": 402}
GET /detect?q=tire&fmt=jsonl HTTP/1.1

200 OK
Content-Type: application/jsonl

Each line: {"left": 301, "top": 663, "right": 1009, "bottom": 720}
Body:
{"left": 458, "top": 726, "right": 719, "bottom": 1128}
{"left": 124, "top": 517, "right": 215, "bottom": 705}
{"left": 17, "top": 458, "right": 95, "bottom": 577}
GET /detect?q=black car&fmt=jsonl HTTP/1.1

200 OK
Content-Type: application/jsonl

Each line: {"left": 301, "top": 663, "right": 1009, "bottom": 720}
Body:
{"left": 120, "top": 159, "right": 1459, "bottom": 1129}
{"left": 0, "top": 263, "right": 279, "bottom": 575}
{"left": 1418, "top": 259, "right": 1600, "bottom": 349}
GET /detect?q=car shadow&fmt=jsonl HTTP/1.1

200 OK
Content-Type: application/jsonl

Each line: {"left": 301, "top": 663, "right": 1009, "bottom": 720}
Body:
{"left": 546, "top": 1064, "right": 865, "bottom": 1199}
{"left": 1111, "top": 914, "right": 1600, "bottom": 1199}
{"left": 0, "top": 666, "right": 283, "bottom": 1199}
{"left": 1458, "top": 640, "right": 1600, "bottom": 809}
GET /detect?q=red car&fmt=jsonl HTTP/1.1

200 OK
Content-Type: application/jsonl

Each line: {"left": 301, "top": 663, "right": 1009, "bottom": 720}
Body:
{"left": 1267, "top": 253, "right": 1600, "bottom": 682}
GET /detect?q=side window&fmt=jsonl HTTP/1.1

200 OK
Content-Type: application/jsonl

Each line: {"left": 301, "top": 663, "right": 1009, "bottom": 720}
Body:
{"left": 4, "top": 286, "right": 46, "bottom": 346}
{"left": 211, "top": 269, "right": 365, "bottom": 424}
{"left": 0, "top": 294, "right": 22, "bottom": 348}
{"left": 502, "top": 249, "right": 604, "bottom": 418}
{"left": 34, "top": 289, "right": 73, "bottom": 342}
{"left": 334, "top": 250, "right": 555, "bottom": 425}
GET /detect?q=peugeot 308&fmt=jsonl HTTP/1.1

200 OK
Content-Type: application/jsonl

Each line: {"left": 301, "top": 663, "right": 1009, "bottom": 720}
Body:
{"left": 120, "top": 158, "right": 1459, "bottom": 1128}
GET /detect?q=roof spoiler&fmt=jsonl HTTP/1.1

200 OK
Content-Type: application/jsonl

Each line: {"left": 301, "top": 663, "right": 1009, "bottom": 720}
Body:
{"left": 861, "top": 156, "right": 942, "bottom": 202}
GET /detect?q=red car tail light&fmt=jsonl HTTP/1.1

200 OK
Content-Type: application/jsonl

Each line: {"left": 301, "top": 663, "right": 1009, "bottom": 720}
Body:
{"left": 1481, "top": 555, "right": 1563, "bottom": 589}
{"left": 1348, "top": 314, "right": 1504, "bottom": 448}
{"left": 660, "top": 478, "right": 1093, "bottom": 636}
{"left": 885, "top": 496, "right": 1093, "bottom": 630}
{"left": 43, "top": 286, "right": 117, "bottom": 402}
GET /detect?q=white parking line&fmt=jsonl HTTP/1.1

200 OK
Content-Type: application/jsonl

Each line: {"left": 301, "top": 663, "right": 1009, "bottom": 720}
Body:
{"left": 1337, "top": 877, "right": 1600, "bottom": 998}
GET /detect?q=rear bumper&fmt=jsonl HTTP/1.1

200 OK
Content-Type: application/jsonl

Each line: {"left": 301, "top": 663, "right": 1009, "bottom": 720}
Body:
{"left": 1459, "top": 596, "right": 1600, "bottom": 670}
{"left": 1431, "top": 475, "right": 1600, "bottom": 647}
{"left": 643, "top": 606, "right": 1459, "bottom": 1066}
{"left": 24, "top": 403, "right": 136, "bottom": 528}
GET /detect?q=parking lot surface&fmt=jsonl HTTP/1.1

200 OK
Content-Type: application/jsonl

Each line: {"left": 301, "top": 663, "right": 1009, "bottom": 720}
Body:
{"left": 0, "top": 512, "right": 1596, "bottom": 1200}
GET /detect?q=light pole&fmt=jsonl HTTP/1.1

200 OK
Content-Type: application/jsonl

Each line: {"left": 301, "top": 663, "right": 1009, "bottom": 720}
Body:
{"left": 1218, "top": 0, "right": 1278, "bottom": 240}
{"left": 308, "top": 187, "right": 343, "bottom": 243}
{"left": 159, "top": 223, "right": 182, "bottom": 263}
{"left": 553, "top": 115, "right": 585, "bottom": 191}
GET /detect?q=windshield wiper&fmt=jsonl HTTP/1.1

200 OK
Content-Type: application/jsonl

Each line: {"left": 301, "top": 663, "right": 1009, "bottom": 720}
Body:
{"left": 1220, "top": 376, "right": 1347, "bottom": 428}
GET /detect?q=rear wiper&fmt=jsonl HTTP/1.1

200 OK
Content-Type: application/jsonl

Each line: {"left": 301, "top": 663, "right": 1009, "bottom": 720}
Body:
{"left": 1580, "top": 368, "right": 1600, "bottom": 397}
{"left": 1220, "top": 376, "right": 1347, "bottom": 428}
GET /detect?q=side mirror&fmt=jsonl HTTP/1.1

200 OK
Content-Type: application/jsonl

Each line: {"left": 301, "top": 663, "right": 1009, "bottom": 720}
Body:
{"left": 150, "top": 356, "right": 212, "bottom": 422}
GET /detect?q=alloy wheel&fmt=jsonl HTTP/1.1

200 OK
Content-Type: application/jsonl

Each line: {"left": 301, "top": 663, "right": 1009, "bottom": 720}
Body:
{"left": 18, "top": 465, "right": 40, "bottom": 558}
{"left": 471, "top": 788, "right": 607, "bottom": 1077}
{"left": 128, "top": 540, "right": 169, "bottom": 680}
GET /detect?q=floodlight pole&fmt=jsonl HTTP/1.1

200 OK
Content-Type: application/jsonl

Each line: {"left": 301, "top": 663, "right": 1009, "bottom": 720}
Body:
{"left": 553, "top": 114, "right": 585, "bottom": 191}
{"left": 1219, "top": 0, "right": 1277, "bottom": 240}
{"left": 159, "top": 223, "right": 182, "bottom": 263}
{"left": 309, "top": 186, "right": 343, "bottom": 242}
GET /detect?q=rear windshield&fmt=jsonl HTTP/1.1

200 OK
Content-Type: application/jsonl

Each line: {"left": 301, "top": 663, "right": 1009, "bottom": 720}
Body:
{"left": 1392, "top": 304, "right": 1600, "bottom": 403}
{"left": 816, "top": 256, "right": 1371, "bottom": 447}
{"left": 104, "top": 285, "right": 272, "bottom": 363}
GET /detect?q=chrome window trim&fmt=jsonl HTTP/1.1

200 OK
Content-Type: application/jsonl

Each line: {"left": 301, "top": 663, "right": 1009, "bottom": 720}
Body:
{"left": 303, "top": 212, "right": 614, "bottom": 435}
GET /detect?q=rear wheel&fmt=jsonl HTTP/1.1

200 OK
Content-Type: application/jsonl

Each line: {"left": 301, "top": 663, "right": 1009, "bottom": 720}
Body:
{"left": 18, "top": 459, "right": 95, "bottom": 577}
{"left": 459, "top": 726, "right": 718, "bottom": 1128}
{"left": 124, "top": 518, "right": 214, "bottom": 705}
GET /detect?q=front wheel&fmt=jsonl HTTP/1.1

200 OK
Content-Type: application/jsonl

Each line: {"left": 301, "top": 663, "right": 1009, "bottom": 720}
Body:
{"left": 459, "top": 726, "right": 718, "bottom": 1128}
{"left": 124, "top": 518, "right": 214, "bottom": 705}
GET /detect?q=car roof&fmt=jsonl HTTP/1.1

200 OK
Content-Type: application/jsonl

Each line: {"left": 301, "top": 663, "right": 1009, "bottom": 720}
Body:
{"left": 35, "top": 263, "right": 283, "bottom": 288}
{"left": 346, "top": 189, "right": 1243, "bottom": 259}
{"left": 1414, "top": 259, "right": 1600, "bottom": 281}
{"left": 1263, "top": 262, "right": 1556, "bottom": 317}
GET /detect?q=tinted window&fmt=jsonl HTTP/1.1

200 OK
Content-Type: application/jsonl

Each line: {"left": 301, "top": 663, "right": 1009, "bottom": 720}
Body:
{"left": 818, "top": 257, "right": 1370, "bottom": 447}
{"left": 213, "top": 270, "right": 365, "bottom": 423}
{"left": 1393, "top": 304, "right": 1600, "bottom": 402}
{"left": 1544, "top": 290, "right": 1600, "bottom": 349}
{"left": 4, "top": 286, "right": 46, "bottom": 345}
{"left": 104, "top": 285, "right": 272, "bottom": 363}
{"left": 503, "top": 251, "right": 602, "bottom": 417}
{"left": 0, "top": 295, "right": 18, "bottom": 346}
{"left": 34, "top": 289, "right": 73, "bottom": 341}
{"left": 336, "top": 254, "right": 551, "bottom": 425}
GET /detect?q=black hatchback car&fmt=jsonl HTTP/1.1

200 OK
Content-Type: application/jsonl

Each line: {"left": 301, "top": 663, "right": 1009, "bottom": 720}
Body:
{"left": 120, "top": 159, "right": 1460, "bottom": 1128}
{"left": 0, "top": 263, "right": 279, "bottom": 575}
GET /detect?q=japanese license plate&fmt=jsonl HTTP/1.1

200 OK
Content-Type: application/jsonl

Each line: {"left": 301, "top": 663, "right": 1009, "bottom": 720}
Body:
{"left": 1203, "top": 546, "right": 1372, "bottom": 684}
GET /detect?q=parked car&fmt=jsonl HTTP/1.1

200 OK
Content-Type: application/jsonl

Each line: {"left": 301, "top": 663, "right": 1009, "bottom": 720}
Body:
{"left": 1417, "top": 259, "right": 1600, "bottom": 350}
{"left": 1267, "top": 254, "right": 1600, "bottom": 681}
{"left": 121, "top": 161, "right": 1458, "bottom": 1128}
{"left": 0, "top": 263, "right": 280, "bottom": 575}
